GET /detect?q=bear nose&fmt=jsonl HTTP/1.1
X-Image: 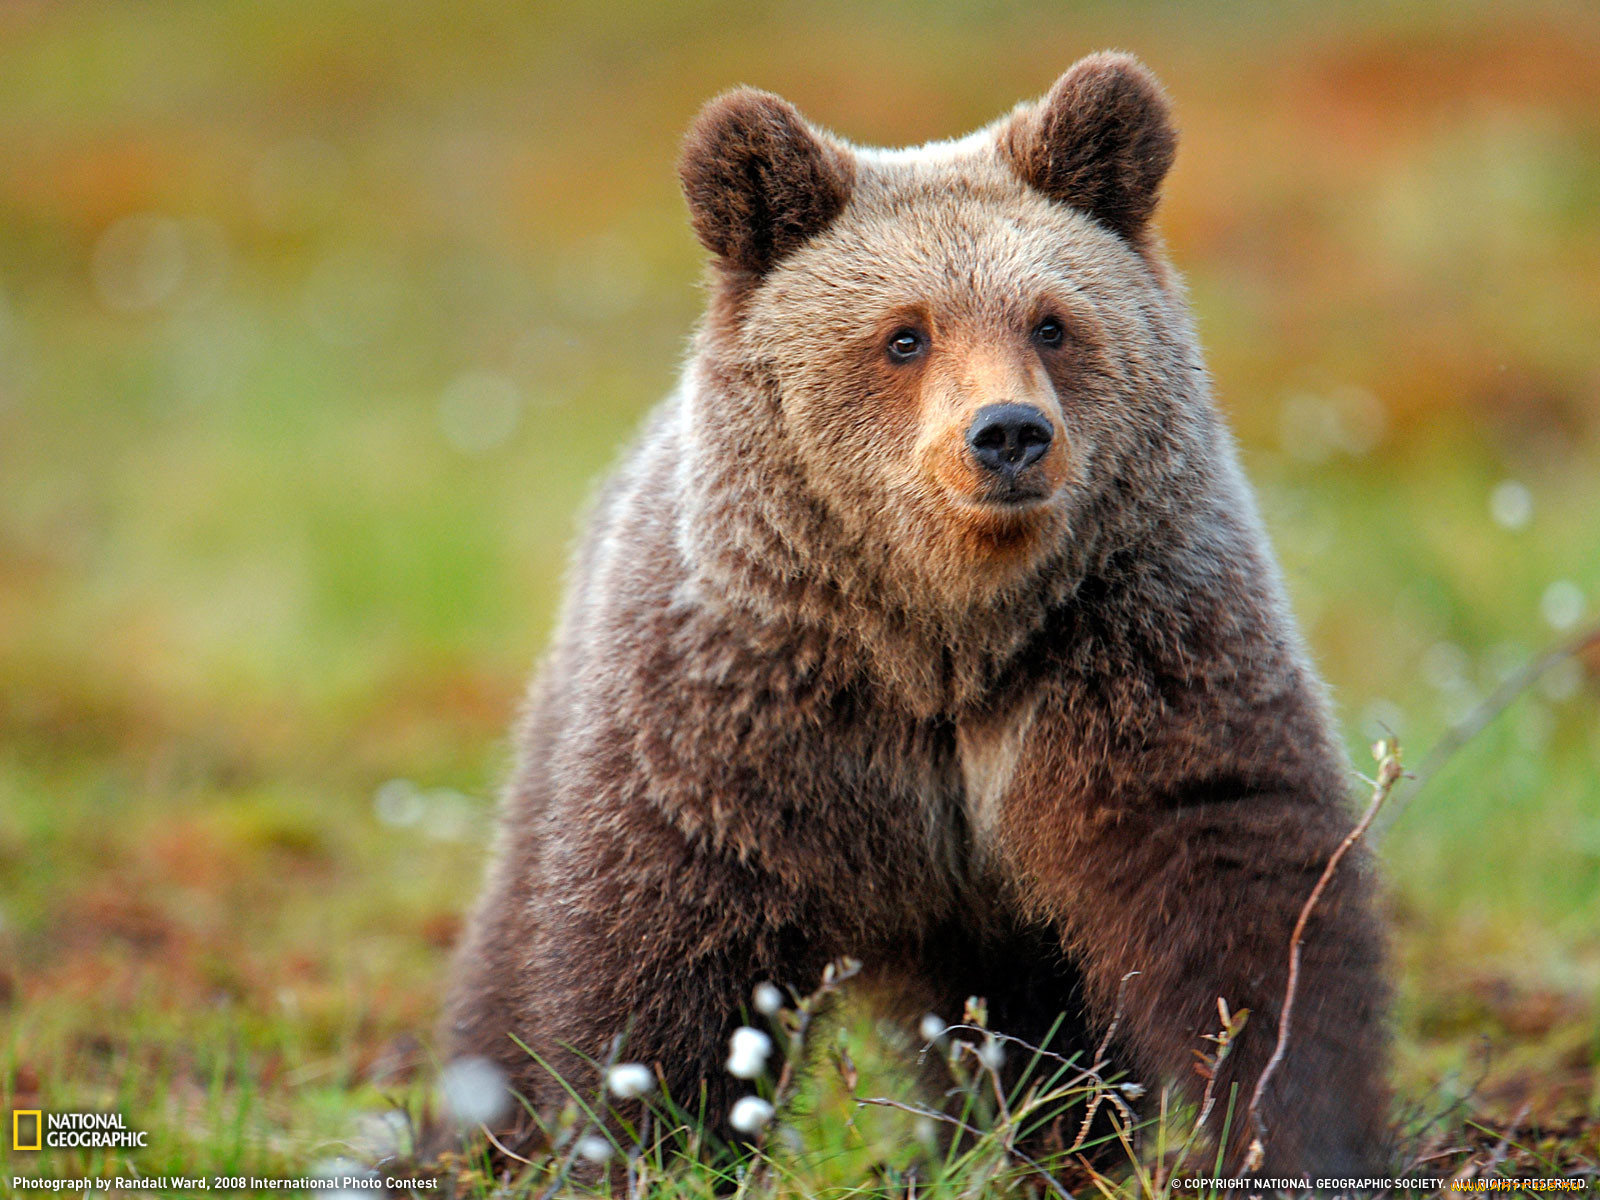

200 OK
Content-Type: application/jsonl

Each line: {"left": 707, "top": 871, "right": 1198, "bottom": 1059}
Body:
{"left": 966, "top": 404, "right": 1054, "bottom": 475}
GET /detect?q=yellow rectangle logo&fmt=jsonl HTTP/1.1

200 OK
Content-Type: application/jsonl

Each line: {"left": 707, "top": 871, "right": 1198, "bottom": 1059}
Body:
{"left": 13, "top": 1109, "right": 42, "bottom": 1150}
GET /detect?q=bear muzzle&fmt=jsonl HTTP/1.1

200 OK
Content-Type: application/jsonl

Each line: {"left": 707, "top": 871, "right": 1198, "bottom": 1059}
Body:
{"left": 966, "top": 403, "right": 1053, "bottom": 477}
{"left": 962, "top": 403, "right": 1060, "bottom": 506}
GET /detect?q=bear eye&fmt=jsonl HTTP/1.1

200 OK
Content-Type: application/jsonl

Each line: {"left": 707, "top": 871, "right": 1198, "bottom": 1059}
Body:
{"left": 1032, "top": 317, "right": 1065, "bottom": 348}
{"left": 886, "top": 328, "right": 926, "bottom": 362}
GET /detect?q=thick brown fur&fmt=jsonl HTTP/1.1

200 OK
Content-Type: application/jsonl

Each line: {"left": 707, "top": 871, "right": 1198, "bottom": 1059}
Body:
{"left": 446, "top": 52, "right": 1390, "bottom": 1176}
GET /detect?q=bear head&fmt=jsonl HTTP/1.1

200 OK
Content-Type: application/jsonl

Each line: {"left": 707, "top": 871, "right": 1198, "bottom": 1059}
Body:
{"left": 676, "top": 54, "right": 1228, "bottom": 673}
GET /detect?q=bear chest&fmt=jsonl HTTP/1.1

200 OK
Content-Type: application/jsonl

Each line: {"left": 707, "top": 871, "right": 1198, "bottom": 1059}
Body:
{"left": 953, "top": 693, "right": 1043, "bottom": 851}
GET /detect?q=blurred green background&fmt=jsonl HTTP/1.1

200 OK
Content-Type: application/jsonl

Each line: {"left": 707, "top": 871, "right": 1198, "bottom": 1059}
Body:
{"left": 2, "top": 0, "right": 1597, "bottom": 1183}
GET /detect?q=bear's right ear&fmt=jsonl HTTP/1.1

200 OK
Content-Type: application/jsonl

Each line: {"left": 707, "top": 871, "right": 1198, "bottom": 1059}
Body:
{"left": 679, "top": 89, "right": 855, "bottom": 276}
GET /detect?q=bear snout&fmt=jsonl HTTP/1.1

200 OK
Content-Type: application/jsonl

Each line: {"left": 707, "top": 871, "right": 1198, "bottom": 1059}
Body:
{"left": 965, "top": 403, "right": 1054, "bottom": 478}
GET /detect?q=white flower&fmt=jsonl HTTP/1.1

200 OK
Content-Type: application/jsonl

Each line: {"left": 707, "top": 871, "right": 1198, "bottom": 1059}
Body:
{"left": 605, "top": 1062, "right": 655, "bottom": 1100}
{"left": 354, "top": 1109, "right": 410, "bottom": 1158}
{"left": 1542, "top": 580, "right": 1586, "bottom": 631}
{"left": 752, "top": 981, "right": 784, "bottom": 1015}
{"left": 1119, "top": 1082, "right": 1146, "bottom": 1099}
{"left": 437, "top": 1056, "right": 509, "bottom": 1127}
{"left": 975, "top": 1036, "right": 1005, "bottom": 1073}
{"left": 312, "top": 1158, "right": 380, "bottom": 1200}
{"left": 918, "top": 1013, "right": 946, "bottom": 1043}
{"left": 575, "top": 1134, "right": 614, "bottom": 1165}
{"left": 1489, "top": 480, "right": 1533, "bottom": 530}
{"left": 729, "top": 1095, "right": 775, "bottom": 1134}
{"left": 726, "top": 1026, "right": 773, "bottom": 1079}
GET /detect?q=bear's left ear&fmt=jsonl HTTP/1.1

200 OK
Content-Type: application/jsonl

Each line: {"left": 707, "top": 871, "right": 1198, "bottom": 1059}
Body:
{"left": 1001, "top": 52, "right": 1176, "bottom": 245}
{"left": 679, "top": 88, "right": 855, "bottom": 276}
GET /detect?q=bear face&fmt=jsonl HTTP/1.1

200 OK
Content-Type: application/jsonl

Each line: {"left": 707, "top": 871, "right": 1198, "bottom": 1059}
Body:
{"left": 679, "top": 55, "right": 1214, "bottom": 617}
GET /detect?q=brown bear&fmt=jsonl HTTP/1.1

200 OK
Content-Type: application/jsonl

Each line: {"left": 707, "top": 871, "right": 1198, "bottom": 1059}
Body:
{"left": 445, "top": 52, "right": 1389, "bottom": 1175}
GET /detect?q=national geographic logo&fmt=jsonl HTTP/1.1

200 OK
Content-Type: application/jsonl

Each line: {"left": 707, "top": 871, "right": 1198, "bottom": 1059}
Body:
{"left": 11, "top": 1110, "right": 148, "bottom": 1149}
{"left": 13, "top": 1111, "right": 41, "bottom": 1151}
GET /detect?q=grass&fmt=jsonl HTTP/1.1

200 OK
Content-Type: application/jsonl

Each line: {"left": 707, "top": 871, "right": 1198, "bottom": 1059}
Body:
{"left": 2, "top": 1, "right": 1598, "bottom": 1195}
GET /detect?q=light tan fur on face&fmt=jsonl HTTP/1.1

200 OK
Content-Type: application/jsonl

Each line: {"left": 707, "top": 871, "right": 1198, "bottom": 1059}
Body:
{"left": 898, "top": 333, "right": 1079, "bottom": 575}
{"left": 912, "top": 338, "right": 1071, "bottom": 507}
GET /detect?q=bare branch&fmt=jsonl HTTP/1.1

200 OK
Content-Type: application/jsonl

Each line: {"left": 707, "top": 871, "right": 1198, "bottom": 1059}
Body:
{"left": 1093, "top": 970, "right": 1141, "bottom": 1067}
{"left": 936, "top": 1025, "right": 1089, "bottom": 1077}
{"left": 1245, "top": 740, "right": 1407, "bottom": 1167}
{"left": 1482, "top": 1102, "right": 1530, "bottom": 1180}
{"left": 1065, "top": 970, "right": 1140, "bottom": 1153}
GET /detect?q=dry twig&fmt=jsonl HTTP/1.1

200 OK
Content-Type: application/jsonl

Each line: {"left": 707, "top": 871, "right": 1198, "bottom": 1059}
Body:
{"left": 1482, "top": 1102, "right": 1531, "bottom": 1180}
{"left": 1243, "top": 739, "right": 1407, "bottom": 1169}
{"left": 1067, "top": 970, "right": 1140, "bottom": 1153}
{"left": 1165, "top": 997, "right": 1250, "bottom": 1179}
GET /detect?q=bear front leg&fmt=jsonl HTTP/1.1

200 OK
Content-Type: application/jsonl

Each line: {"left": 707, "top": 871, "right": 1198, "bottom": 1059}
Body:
{"left": 512, "top": 812, "right": 833, "bottom": 1155}
{"left": 993, "top": 732, "right": 1390, "bottom": 1173}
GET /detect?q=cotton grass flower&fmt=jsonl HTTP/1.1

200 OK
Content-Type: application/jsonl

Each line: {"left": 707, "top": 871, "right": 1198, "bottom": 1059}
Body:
{"left": 1542, "top": 580, "right": 1585, "bottom": 631}
{"left": 575, "top": 1134, "right": 614, "bottom": 1165}
{"left": 1489, "top": 480, "right": 1533, "bottom": 530}
{"left": 605, "top": 1062, "right": 655, "bottom": 1100}
{"left": 918, "top": 1013, "right": 946, "bottom": 1042}
{"left": 975, "top": 1036, "right": 1005, "bottom": 1072}
{"left": 312, "top": 1157, "right": 381, "bottom": 1200}
{"left": 353, "top": 1109, "right": 410, "bottom": 1158}
{"left": 729, "top": 1095, "right": 775, "bottom": 1134}
{"left": 752, "top": 981, "right": 784, "bottom": 1015}
{"left": 438, "top": 1056, "right": 509, "bottom": 1127}
{"left": 726, "top": 1026, "right": 773, "bottom": 1079}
